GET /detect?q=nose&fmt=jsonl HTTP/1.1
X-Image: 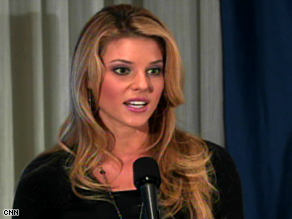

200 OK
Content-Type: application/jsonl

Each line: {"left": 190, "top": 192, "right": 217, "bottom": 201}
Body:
{"left": 132, "top": 71, "right": 153, "bottom": 92}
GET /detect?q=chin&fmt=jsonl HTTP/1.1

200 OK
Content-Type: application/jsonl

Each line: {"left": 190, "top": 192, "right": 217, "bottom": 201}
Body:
{"left": 125, "top": 120, "right": 149, "bottom": 130}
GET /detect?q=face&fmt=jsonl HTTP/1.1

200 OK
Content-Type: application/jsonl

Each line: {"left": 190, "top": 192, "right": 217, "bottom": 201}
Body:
{"left": 98, "top": 37, "right": 164, "bottom": 132}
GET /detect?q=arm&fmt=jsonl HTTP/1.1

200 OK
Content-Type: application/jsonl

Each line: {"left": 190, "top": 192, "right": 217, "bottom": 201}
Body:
{"left": 13, "top": 153, "right": 67, "bottom": 219}
{"left": 207, "top": 141, "right": 245, "bottom": 219}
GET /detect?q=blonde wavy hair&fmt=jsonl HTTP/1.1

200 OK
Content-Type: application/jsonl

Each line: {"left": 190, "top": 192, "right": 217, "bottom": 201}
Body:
{"left": 56, "top": 4, "right": 216, "bottom": 219}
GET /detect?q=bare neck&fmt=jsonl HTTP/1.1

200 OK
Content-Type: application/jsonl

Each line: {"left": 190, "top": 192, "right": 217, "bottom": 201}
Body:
{"left": 111, "top": 127, "right": 149, "bottom": 160}
{"left": 94, "top": 126, "right": 150, "bottom": 191}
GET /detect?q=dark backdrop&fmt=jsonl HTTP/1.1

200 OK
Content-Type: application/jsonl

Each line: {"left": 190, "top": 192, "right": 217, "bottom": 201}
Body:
{"left": 220, "top": 1, "right": 292, "bottom": 219}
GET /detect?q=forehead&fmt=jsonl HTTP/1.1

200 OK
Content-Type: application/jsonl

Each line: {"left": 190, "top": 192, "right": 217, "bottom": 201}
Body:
{"left": 102, "top": 37, "right": 163, "bottom": 63}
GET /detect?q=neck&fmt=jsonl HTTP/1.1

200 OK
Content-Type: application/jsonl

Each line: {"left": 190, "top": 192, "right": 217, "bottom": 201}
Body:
{"left": 111, "top": 126, "right": 149, "bottom": 159}
{"left": 98, "top": 112, "right": 151, "bottom": 159}
{"left": 93, "top": 123, "right": 151, "bottom": 192}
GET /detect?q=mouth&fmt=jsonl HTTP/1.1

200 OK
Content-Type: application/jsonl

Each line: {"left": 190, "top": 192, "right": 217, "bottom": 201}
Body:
{"left": 123, "top": 101, "right": 149, "bottom": 109}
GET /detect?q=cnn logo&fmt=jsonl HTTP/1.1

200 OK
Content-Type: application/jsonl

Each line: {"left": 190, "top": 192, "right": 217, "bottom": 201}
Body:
{"left": 3, "top": 209, "right": 19, "bottom": 216}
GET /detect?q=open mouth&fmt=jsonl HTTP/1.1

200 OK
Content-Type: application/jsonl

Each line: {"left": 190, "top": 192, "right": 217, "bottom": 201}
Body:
{"left": 123, "top": 101, "right": 149, "bottom": 109}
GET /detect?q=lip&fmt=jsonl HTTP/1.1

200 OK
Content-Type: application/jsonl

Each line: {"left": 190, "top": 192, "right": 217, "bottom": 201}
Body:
{"left": 123, "top": 97, "right": 150, "bottom": 113}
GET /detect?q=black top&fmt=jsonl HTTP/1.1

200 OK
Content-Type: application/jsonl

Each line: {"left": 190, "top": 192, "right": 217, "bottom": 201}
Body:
{"left": 13, "top": 141, "right": 244, "bottom": 219}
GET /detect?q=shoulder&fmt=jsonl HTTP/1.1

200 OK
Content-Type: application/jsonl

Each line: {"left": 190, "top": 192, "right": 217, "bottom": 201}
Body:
{"left": 23, "top": 150, "right": 69, "bottom": 173}
{"left": 205, "top": 141, "right": 245, "bottom": 219}
{"left": 13, "top": 150, "right": 72, "bottom": 216}
{"left": 19, "top": 150, "right": 70, "bottom": 185}
{"left": 206, "top": 140, "right": 238, "bottom": 174}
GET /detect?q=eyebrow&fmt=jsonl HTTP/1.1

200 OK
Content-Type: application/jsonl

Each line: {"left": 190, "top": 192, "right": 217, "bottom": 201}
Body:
{"left": 109, "top": 59, "right": 163, "bottom": 65}
{"left": 109, "top": 59, "right": 133, "bottom": 64}
{"left": 150, "top": 60, "right": 163, "bottom": 65}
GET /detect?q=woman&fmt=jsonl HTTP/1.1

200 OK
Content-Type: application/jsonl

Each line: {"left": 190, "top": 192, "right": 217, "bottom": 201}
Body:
{"left": 13, "top": 4, "right": 244, "bottom": 219}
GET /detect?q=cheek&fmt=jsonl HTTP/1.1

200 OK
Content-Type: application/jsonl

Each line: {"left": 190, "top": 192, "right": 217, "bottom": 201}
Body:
{"left": 100, "top": 79, "right": 120, "bottom": 101}
{"left": 154, "top": 78, "right": 165, "bottom": 97}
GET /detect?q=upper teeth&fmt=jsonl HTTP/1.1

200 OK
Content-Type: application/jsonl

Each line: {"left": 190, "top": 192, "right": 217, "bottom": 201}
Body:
{"left": 127, "top": 101, "right": 147, "bottom": 106}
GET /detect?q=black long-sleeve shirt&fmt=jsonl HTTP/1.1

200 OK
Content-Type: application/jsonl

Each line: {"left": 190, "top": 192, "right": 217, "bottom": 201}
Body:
{"left": 13, "top": 141, "right": 244, "bottom": 219}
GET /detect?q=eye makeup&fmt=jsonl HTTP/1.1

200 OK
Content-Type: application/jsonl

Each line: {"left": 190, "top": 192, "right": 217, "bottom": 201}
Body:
{"left": 112, "top": 66, "right": 132, "bottom": 75}
{"left": 146, "top": 67, "right": 163, "bottom": 75}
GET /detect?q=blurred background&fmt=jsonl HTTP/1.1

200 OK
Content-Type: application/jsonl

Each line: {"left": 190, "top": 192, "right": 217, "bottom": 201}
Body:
{"left": 1, "top": 1, "right": 291, "bottom": 219}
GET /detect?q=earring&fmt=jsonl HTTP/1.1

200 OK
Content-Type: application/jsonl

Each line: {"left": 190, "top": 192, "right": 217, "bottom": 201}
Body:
{"left": 88, "top": 89, "right": 96, "bottom": 112}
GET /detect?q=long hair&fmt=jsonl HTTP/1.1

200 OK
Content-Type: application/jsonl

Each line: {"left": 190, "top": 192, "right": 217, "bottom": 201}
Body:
{"left": 57, "top": 4, "right": 216, "bottom": 219}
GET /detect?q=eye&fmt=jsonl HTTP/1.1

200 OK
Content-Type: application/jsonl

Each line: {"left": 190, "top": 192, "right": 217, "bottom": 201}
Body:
{"left": 147, "top": 67, "right": 163, "bottom": 75}
{"left": 113, "top": 67, "right": 131, "bottom": 75}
